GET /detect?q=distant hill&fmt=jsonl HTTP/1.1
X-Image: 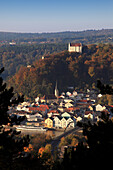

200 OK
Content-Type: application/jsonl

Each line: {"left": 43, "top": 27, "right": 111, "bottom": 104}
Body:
{"left": 8, "top": 44, "right": 113, "bottom": 101}
{"left": 0, "top": 29, "right": 113, "bottom": 44}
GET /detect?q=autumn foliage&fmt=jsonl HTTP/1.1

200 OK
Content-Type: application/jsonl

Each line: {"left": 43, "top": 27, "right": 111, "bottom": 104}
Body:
{"left": 8, "top": 44, "right": 113, "bottom": 100}
{"left": 24, "top": 144, "right": 33, "bottom": 153}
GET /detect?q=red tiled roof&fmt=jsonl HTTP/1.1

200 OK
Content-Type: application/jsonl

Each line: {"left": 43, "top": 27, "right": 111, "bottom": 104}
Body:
{"left": 48, "top": 110, "right": 59, "bottom": 113}
{"left": 66, "top": 107, "right": 76, "bottom": 111}
{"left": 70, "top": 43, "right": 82, "bottom": 47}
{"left": 79, "top": 100, "right": 88, "bottom": 102}
{"left": 39, "top": 105, "right": 49, "bottom": 110}
{"left": 29, "top": 105, "right": 49, "bottom": 112}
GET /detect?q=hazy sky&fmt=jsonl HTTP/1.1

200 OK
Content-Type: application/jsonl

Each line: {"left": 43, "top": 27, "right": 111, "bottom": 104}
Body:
{"left": 0, "top": 0, "right": 113, "bottom": 33}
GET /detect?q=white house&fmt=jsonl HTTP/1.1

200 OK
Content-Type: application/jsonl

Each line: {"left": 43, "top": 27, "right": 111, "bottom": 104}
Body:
{"left": 60, "top": 117, "right": 76, "bottom": 128}
{"left": 35, "top": 97, "right": 40, "bottom": 103}
{"left": 27, "top": 117, "right": 38, "bottom": 122}
{"left": 53, "top": 116, "right": 61, "bottom": 128}
{"left": 60, "top": 117, "right": 68, "bottom": 128}
{"left": 96, "top": 104, "right": 106, "bottom": 111}
{"left": 66, "top": 117, "right": 76, "bottom": 128}
{"left": 84, "top": 113, "right": 93, "bottom": 120}
{"left": 61, "top": 112, "right": 71, "bottom": 118}
{"left": 98, "top": 94, "right": 102, "bottom": 98}
{"left": 73, "top": 91, "right": 77, "bottom": 96}
{"left": 64, "top": 99, "right": 74, "bottom": 103}
{"left": 46, "top": 115, "right": 76, "bottom": 129}
{"left": 76, "top": 116, "right": 82, "bottom": 122}
{"left": 65, "top": 102, "right": 74, "bottom": 108}
{"left": 68, "top": 43, "right": 82, "bottom": 53}
{"left": 66, "top": 91, "right": 72, "bottom": 96}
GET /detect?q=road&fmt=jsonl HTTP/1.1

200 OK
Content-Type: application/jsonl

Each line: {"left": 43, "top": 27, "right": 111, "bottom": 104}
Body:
{"left": 50, "top": 127, "right": 82, "bottom": 155}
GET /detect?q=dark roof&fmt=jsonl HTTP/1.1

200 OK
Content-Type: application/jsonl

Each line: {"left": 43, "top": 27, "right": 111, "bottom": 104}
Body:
{"left": 70, "top": 43, "right": 82, "bottom": 47}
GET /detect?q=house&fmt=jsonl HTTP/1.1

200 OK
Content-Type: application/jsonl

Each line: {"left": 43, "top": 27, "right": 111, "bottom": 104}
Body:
{"left": 35, "top": 97, "right": 40, "bottom": 103}
{"left": 40, "top": 95, "right": 58, "bottom": 103}
{"left": 76, "top": 116, "right": 82, "bottom": 122}
{"left": 98, "top": 94, "right": 102, "bottom": 98}
{"left": 45, "top": 117, "right": 54, "bottom": 128}
{"left": 96, "top": 104, "right": 106, "bottom": 111}
{"left": 27, "top": 116, "right": 38, "bottom": 122}
{"left": 28, "top": 104, "right": 49, "bottom": 113}
{"left": 84, "top": 111, "right": 94, "bottom": 120}
{"left": 68, "top": 43, "right": 82, "bottom": 53}
{"left": 73, "top": 91, "right": 77, "bottom": 96}
{"left": 58, "top": 106, "right": 66, "bottom": 112}
{"left": 65, "top": 107, "right": 76, "bottom": 113}
{"left": 45, "top": 114, "right": 76, "bottom": 129}
{"left": 66, "top": 117, "right": 76, "bottom": 128}
{"left": 61, "top": 112, "right": 71, "bottom": 118}
{"left": 47, "top": 110, "right": 60, "bottom": 117}
{"left": 59, "top": 101, "right": 65, "bottom": 107}
{"left": 26, "top": 121, "right": 40, "bottom": 127}
{"left": 60, "top": 117, "right": 76, "bottom": 128}
{"left": 89, "top": 105, "right": 93, "bottom": 111}
{"left": 34, "top": 112, "right": 43, "bottom": 118}
{"left": 53, "top": 116, "right": 61, "bottom": 128}
{"left": 66, "top": 91, "right": 72, "bottom": 97}
{"left": 76, "top": 99, "right": 90, "bottom": 107}
{"left": 60, "top": 117, "right": 67, "bottom": 128}
{"left": 65, "top": 102, "right": 74, "bottom": 108}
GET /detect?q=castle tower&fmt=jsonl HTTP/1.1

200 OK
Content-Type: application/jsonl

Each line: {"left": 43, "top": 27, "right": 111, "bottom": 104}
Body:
{"left": 55, "top": 81, "right": 59, "bottom": 98}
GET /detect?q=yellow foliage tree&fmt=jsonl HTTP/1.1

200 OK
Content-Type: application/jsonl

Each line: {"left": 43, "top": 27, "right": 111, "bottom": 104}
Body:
{"left": 38, "top": 147, "right": 45, "bottom": 157}
{"left": 88, "top": 66, "right": 95, "bottom": 77}
{"left": 24, "top": 144, "right": 33, "bottom": 153}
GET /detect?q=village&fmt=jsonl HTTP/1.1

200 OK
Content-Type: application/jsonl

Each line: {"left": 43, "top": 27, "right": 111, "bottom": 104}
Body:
{"left": 8, "top": 81, "right": 113, "bottom": 133}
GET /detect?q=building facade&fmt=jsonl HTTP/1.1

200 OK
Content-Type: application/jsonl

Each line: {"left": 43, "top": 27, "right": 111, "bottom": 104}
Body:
{"left": 68, "top": 43, "right": 82, "bottom": 53}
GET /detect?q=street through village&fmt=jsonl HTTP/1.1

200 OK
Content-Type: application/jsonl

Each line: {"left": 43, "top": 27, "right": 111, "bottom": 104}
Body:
{"left": 50, "top": 126, "right": 83, "bottom": 156}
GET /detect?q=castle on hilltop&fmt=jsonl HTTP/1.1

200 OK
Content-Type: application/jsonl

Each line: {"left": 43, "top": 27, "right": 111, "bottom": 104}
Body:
{"left": 68, "top": 43, "right": 82, "bottom": 53}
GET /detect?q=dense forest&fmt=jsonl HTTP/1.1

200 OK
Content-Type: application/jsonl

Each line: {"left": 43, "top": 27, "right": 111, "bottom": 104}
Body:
{"left": 0, "top": 44, "right": 67, "bottom": 79}
{"left": 8, "top": 44, "right": 113, "bottom": 101}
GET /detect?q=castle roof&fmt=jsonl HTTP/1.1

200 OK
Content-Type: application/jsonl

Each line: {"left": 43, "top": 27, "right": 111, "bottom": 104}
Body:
{"left": 70, "top": 43, "right": 82, "bottom": 47}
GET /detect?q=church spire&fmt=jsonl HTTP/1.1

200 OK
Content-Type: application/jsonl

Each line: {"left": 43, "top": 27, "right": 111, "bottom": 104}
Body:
{"left": 55, "top": 81, "right": 59, "bottom": 98}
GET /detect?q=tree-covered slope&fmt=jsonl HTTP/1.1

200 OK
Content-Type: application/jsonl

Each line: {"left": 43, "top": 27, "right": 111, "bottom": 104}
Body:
{"left": 0, "top": 43, "right": 67, "bottom": 79}
{"left": 8, "top": 44, "right": 113, "bottom": 100}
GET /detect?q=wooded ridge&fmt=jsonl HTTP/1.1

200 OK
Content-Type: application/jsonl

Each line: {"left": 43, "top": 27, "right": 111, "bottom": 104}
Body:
{"left": 8, "top": 44, "right": 113, "bottom": 101}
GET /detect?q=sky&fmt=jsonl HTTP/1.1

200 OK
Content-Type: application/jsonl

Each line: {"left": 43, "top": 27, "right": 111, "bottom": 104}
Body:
{"left": 0, "top": 0, "right": 113, "bottom": 33}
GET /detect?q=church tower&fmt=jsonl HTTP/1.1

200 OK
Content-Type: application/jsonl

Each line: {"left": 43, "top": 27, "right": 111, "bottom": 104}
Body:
{"left": 55, "top": 81, "right": 59, "bottom": 98}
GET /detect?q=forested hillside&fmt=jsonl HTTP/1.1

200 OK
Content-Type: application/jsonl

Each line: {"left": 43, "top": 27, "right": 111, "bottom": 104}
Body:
{"left": 8, "top": 44, "right": 113, "bottom": 101}
{"left": 0, "top": 44, "right": 66, "bottom": 79}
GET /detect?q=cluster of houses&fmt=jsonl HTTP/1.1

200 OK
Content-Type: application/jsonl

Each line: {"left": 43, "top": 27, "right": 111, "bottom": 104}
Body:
{"left": 45, "top": 112, "right": 76, "bottom": 129}
{"left": 8, "top": 84, "right": 113, "bottom": 131}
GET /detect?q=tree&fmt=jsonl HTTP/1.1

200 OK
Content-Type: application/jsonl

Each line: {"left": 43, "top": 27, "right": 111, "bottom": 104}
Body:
{"left": 0, "top": 67, "right": 29, "bottom": 169}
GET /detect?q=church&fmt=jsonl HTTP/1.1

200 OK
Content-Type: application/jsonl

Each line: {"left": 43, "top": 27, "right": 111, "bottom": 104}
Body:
{"left": 40, "top": 82, "right": 59, "bottom": 103}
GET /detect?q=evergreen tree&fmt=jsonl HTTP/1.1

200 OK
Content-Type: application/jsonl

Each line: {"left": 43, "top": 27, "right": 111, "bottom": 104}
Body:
{"left": 0, "top": 67, "right": 29, "bottom": 169}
